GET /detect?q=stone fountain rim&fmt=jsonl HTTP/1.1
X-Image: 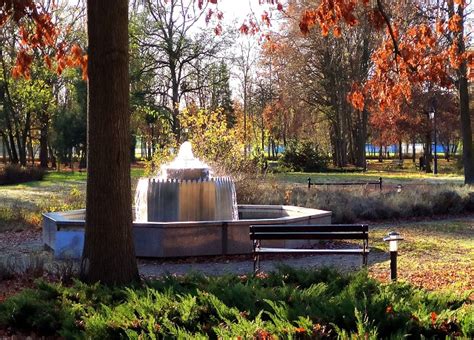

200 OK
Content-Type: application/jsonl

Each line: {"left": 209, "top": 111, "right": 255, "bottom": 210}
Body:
{"left": 43, "top": 205, "right": 332, "bottom": 228}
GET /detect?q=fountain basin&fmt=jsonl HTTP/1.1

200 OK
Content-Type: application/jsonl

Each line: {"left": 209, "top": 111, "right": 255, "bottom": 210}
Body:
{"left": 43, "top": 205, "right": 331, "bottom": 259}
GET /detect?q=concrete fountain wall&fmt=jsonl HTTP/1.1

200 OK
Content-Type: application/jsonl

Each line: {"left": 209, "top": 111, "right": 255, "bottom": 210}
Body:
{"left": 43, "top": 205, "right": 331, "bottom": 259}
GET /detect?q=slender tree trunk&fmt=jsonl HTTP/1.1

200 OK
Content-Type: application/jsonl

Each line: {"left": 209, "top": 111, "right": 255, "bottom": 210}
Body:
{"left": 0, "top": 86, "right": 19, "bottom": 163}
{"left": 39, "top": 112, "right": 49, "bottom": 168}
{"left": 27, "top": 133, "right": 34, "bottom": 165}
{"left": 171, "top": 71, "right": 180, "bottom": 141}
{"left": 243, "top": 85, "right": 248, "bottom": 158}
{"left": 446, "top": 1, "right": 474, "bottom": 184}
{"left": 458, "top": 65, "right": 473, "bottom": 183}
{"left": 48, "top": 144, "right": 57, "bottom": 169}
{"left": 267, "top": 137, "right": 271, "bottom": 158}
{"left": 81, "top": 0, "right": 139, "bottom": 285}
{"left": 412, "top": 139, "right": 416, "bottom": 163}
{"left": 17, "top": 130, "right": 27, "bottom": 166}
{"left": 398, "top": 140, "right": 402, "bottom": 160}
{"left": 1, "top": 135, "right": 7, "bottom": 163}
{"left": 425, "top": 133, "right": 432, "bottom": 173}
{"left": 130, "top": 133, "right": 136, "bottom": 164}
{"left": 354, "top": 110, "right": 368, "bottom": 167}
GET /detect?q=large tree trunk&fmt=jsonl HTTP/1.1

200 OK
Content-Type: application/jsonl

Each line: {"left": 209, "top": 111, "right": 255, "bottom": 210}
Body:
{"left": 81, "top": 0, "right": 139, "bottom": 285}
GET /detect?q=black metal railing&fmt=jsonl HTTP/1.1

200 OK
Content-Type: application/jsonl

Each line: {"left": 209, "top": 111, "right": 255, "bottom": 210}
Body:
{"left": 307, "top": 177, "right": 383, "bottom": 191}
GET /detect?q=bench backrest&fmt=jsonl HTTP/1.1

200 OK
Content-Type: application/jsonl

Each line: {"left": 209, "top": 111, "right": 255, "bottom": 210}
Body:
{"left": 249, "top": 224, "right": 368, "bottom": 240}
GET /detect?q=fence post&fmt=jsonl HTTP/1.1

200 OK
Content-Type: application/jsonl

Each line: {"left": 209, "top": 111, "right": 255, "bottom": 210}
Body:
{"left": 379, "top": 177, "right": 383, "bottom": 191}
{"left": 307, "top": 177, "right": 312, "bottom": 189}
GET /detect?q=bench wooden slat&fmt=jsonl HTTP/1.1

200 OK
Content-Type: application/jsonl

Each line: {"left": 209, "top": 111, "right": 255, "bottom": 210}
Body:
{"left": 250, "top": 232, "right": 368, "bottom": 240}
{"left": 250, "top": 224, "right": 368, "bottom": 233}
{"left": 256, "top": 248, "right": 369, "bottom": 254}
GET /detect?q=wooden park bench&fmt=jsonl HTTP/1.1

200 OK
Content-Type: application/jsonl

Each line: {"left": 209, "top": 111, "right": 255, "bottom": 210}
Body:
{"left": 249, "top": 224, "right": 369, "bottom": 273}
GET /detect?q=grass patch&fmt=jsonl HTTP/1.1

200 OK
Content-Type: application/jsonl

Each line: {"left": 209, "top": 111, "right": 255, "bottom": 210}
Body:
{"left": 0, "top": 268, "right": 472, "bottom": 338}
{"left": 0, "top": 185, "right": 85, "bottom": 232}
{"left": 237, "top": 179, "right": 474, "bottom": 223}
{"left": 369, "top": 219, "right": 473, "bottom": 292}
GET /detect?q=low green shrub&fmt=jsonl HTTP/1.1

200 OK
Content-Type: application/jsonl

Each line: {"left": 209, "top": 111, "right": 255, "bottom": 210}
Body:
{"left": 0, "top": 165, "right": 45, "bottom": 185}
{"left": 0, "top": 268, "right": 471, "bottom": 338}
{"left": 236, "top": 181, "right": 474, "bottom": 223}
{"left": 279, "top": 140, "right": 330, "bottom": 172}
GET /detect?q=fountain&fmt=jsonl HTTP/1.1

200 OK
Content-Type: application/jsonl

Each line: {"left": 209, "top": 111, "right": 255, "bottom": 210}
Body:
{"left": 134, "top": 142, "right": 238, "bottom": 222}
{"left": 43, "top": 142, "right": 332, "bottom": 259}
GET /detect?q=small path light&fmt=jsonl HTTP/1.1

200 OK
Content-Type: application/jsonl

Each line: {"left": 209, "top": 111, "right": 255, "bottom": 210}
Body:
{"left": 383, "top": 231, "right": 404, "bottom": 281}
{"left": 396, "top": 184, "right": 402, "bottom": 193}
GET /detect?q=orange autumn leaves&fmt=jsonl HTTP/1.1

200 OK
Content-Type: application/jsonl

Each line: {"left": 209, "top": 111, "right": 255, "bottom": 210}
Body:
{"left": 299, "top": 0, "right": 359, "bottom": 37}
{"left": 296, "top": 0, "right": 469, "bottom": 114}
{"left": 1, "top": 0, "right": 87, "bottom": 79}
{"left": 353, "top": 19, "right": 465, "bottom": 114}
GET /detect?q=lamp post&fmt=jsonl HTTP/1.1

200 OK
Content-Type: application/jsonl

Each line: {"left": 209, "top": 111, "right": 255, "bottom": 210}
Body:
{"left": 430, "top": 98, "right": 438, "bottom": 175}
{"left": 383, "top": 231, "right": 404, "bottom": 281}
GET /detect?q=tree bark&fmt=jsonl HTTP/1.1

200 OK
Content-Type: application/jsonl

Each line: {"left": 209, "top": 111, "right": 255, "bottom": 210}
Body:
{"left": 1, "top": 135, "right": 7, "bottom": 163}
{"left": 398, "top": 140, "right": 402, "bottom": 160}
{"left": 424, "top": 133, "right": 432, "bottom": 173}
{"left": 81, "top": 0, "right": 139, "bottom": 285}
{"left": 39, "top": 111, "right": 49, "bottom": 168}
{"left": 130, "top": 133, "right": 136, "bottom": 164}
{"left": 449, "top": 2, "right": 473, "bottom": 184}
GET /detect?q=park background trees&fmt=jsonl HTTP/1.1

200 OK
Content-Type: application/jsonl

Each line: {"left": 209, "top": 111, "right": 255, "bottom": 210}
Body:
{"left": 0, "top": 0, "right": 472, "bottom": 284}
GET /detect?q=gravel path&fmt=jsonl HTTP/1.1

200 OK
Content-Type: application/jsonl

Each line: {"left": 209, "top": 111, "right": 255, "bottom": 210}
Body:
{"left": 0, "top": 229, "right": 388, "bottom": 277}
{"left": 138, "top": 253, "right": 388, "bottom": 277}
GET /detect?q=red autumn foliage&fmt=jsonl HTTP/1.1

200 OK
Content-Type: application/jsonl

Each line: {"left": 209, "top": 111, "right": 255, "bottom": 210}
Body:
{"left": 1, "top": 0, "right": 87, "bottom": 79}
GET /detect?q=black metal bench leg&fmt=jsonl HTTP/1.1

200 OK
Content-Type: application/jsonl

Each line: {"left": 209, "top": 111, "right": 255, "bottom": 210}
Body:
{"left": 253, "top": 240, "right": 260, "bottom": 274}
{"left": 363, "top": 239, "right": 368, "bottom": 267}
